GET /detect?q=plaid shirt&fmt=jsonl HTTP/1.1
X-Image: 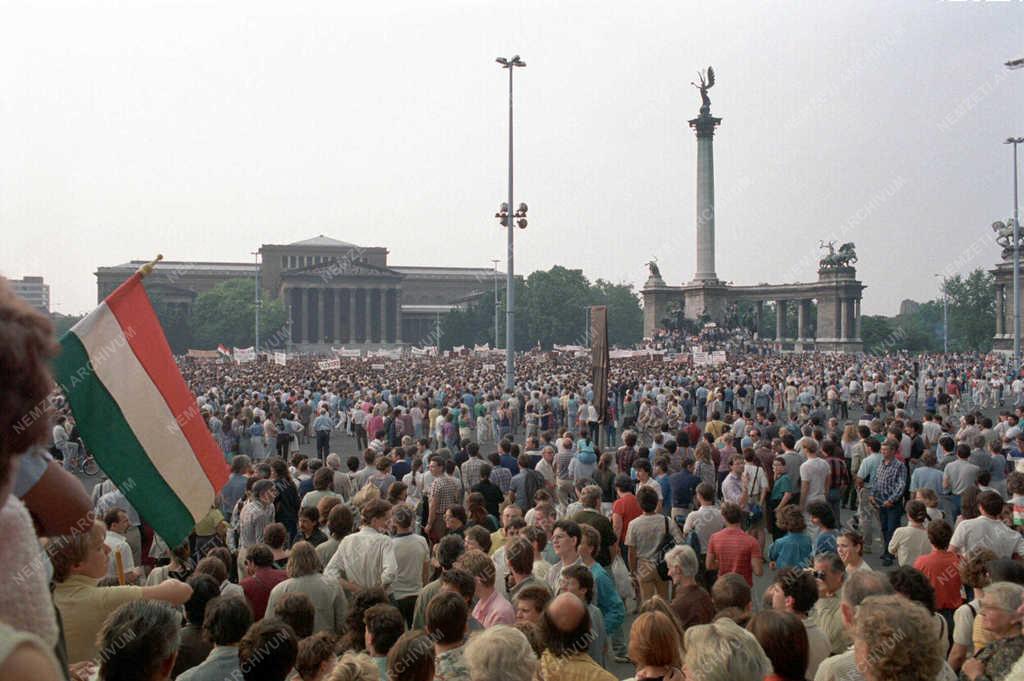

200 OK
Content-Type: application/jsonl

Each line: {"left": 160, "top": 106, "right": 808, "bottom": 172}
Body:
{"left": 429, "top": 475, "right": 462, "bottom": 515}
{"left": 489, "top": 466, "right": 512, "bottom": 494}
{"left": 872, "top": 457, "right": 907, "bottom": 505}
{"left": 826, "top": 455, "right": 850, "bottom": 490}
{"left": 461, "top": 456, "right": 487, "bottom": 490}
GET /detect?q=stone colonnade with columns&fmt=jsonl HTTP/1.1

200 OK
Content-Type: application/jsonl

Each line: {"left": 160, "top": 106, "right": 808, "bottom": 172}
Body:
{"left": 284, "top": 284, "right": 402, "bottom": 346}
{"left": 642, "top": 266, "right": 865, "bottom": 352}
{"left": 992, "top": 259, "right": 1021, "bottom": 353}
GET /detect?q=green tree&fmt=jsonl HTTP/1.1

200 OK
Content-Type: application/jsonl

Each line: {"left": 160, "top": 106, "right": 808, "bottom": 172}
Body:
{"left": 153, "top": 302, "right": 193, "bottom": 355}
{"left": 51, "top": 313, "right": 85, "bottom": 338}
{"left": 942, "top": 268, "right": 994, "bottom": 352}
{"left": 189, "top": 279, "right": 287, "bottom": 349}
{"left": 523, "top": 266, "right": 592, "bottom": 349}
{"left": 588, "top": 279, "right": 643, "bottom": 347}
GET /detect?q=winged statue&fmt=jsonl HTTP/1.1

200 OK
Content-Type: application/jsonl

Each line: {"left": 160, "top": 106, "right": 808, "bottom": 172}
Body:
{"left": 692, "top": 66, "right": 715, "bottom": 112}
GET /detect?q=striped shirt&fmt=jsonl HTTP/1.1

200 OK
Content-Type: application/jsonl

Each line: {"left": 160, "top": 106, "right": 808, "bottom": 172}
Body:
{"left": 238, "top": 500, "right": 275, "bottom": 550}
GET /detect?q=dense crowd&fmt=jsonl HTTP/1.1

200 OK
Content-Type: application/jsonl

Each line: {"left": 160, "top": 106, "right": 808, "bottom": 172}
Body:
{"left": 6, "top": 274, "right": 1024, "bottom": 681}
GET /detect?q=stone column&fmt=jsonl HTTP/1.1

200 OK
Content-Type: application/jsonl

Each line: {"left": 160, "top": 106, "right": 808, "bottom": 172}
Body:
{"left": 316, "top": 287, "right": 325, "bottom": 344}
{"left": 363, "top": 288, "right": 371, "bottom": 343}
{"left": 283, "top": 285, "right": 293, "bottom": 345}
{"left": 333, "top": 289, "right": 342, "bottom": 343}
{"left": 348, "top": 289, "right": 356, "bottom": 344}
{"left": 392, "top": 288, "right": 401, "bottom": 343}
{"left": 688, "top": 112, "right": 722, "bottom": 282}
{"left": 775, "top": 300, "right": 786, "bottom": 340}
{"left": 840, "top": 299, "right": 849, "bottom": 340}
{"left": 997, "top": 286, "right": 1005, "bottom": 336}
{"left": 300, "top": 287, "right": 310, "bottom": 343}
{"left": 796, "top": 300, "right": 806, "bottom": 341}
{"left": 854, "top": 298, "right": 862, "bottom": 339}
{"left": 754, "top": 300, "right": 764, "bottom": 336}
{"left": 379, "top": 288, "right": 387, "bottom": 344}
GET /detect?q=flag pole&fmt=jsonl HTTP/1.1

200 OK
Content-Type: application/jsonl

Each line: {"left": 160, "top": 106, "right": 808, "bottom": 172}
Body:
{"left": 136, "top": 254, "right": 164, "bottom": 279}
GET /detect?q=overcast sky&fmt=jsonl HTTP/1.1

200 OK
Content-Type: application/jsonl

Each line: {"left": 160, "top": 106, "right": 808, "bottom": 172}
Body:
{"left": 1, "top": 0, "right": 1022, "bottom": 316}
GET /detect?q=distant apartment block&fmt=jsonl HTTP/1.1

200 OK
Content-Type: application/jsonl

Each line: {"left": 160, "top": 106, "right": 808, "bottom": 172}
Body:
{"left": 9, "top": 276, "right": 51, "bottom": 314}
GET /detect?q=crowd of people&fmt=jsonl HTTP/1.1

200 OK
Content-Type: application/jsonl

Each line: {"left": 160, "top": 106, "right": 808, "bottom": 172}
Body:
{"left": 7, "top": 274, "right": 1024, "bottom": 681}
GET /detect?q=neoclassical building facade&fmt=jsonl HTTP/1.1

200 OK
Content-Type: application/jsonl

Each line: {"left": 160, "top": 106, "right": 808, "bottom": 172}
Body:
{"left": 96, "top": 235, "right": 501, "bottom": 349}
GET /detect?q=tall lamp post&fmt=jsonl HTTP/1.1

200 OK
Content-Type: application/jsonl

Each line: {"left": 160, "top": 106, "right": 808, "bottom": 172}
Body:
{"left": 933, "top": 273, "right": 948, "bottom": 354}
{"left": 496, "top": 54, "right": 526, "bottom": 390}
{"left": 1009, "top": 136, "right": 1023, "bottom": 373}
{"left": 491, "top": 259, "right": 500, "bottom": 348}
{"left": 251, "top": 251, "right": 261, "bottom": 354}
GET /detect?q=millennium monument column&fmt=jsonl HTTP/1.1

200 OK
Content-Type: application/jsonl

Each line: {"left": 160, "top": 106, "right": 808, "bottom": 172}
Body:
{"left": 681, "top": 66, "right": 727, "bottom": 322}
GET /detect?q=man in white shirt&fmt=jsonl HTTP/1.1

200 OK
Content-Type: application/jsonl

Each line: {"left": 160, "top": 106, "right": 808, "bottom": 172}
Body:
{"left": 799, "top": 440, "right": 832, "bottom": 511}
{"left": 102, "top": 507, "right": 141, "bottom": 581}
{"left": 950, "top": 490, "right": 1024, "bottom": 560}
{"left": 325, "top": 498, "right": 398, "bottom": 592}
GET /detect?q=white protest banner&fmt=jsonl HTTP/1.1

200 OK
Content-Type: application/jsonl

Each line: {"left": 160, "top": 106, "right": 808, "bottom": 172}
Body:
{"left": 317, "top": 358, "right": 341, "bottom": 370}
{"left": 482, "top": 363, "right": 496, "bottom": 371}
{"left": 273, "top": 351, "right": 286, "bottom": 366}
{"left": 692, "top": 351, "right": 710, "bottom": 366}
{"left": 711, "top": 350, "right": 727, "bottom": 365}
{"left": 333, "top": 347, "right": 362, "bottom": 358}
{"left": 233, "top": 346, "right": 255, "bottom": 363}
{"left": 473, "top": 343, "right": 489, "bottom": 352}
{"left": 371, "top": 363, "right": 386, "bottom": 370}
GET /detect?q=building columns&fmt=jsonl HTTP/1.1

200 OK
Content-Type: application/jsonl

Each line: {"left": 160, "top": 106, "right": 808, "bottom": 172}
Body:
{"left": 796, "top": 300, "right": 806, "bottom": 341}
{"left": 300, "top": 287, "right": 310, "bottom": 343}
{"left": 348, "top": 289, "right": 357, "bottom": 344}
{"left": 333, "top": 289, "right": 342, "bottom": 343}
{"left": 316, "top": 287, "right": 325, "bottom": 344}
{"left": 363, "top": 289, "right": 372, "bottom": 342}
{"left": 775, "top": 300, "right": 786, "bottom": 340}
{"left": 854, "top": 298, "right": 862, "bottom": 340}
{"left": 997, "top": 286, "right": 1005, "bottom": 336}
{"left": 378, "top": 288, "right": 386, "bottom": 343}
{"left": 840, "top": 299, "right": 849, "bottom": 340}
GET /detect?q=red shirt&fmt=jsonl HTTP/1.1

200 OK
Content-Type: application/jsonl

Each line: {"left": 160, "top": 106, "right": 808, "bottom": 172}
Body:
{"left": 707, "top": 526, "right": 763, "bottom": 586}
{"left": 914, "top": 549, "right": 963, "bottom": 610}
{"left": 612, "top": 493, "right": 642, "bottom": 544}
{"left": 241, "top": 568, "right": 288, "bottom": 619}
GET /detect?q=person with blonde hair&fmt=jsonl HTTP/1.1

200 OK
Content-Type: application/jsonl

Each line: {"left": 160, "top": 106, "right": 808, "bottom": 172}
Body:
{"left": 682, "top": 617, "right": 771, "bottom": 681}
{"left": 852, "top": 595, "right": 942, "bottom": 681}
{"left": 463, "top": 624, "right": 538, "bottom": 681}
{"left": 266, "top": 540, "right": 347, "bottom": 634}
{"left": 326, "top": 651, "right": 379, "bottom": 681}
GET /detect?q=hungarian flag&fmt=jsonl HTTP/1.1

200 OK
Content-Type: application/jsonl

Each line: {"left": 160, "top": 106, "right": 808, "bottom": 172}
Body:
{"left": 217, "top": 344, "right": 231, "bottom": 358}
{"left": 53, "top": 270, "right": 229, "bottom": 546}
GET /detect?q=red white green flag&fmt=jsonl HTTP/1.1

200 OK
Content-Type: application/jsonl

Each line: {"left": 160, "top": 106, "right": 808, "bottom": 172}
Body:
{"left": 53, "top": 269, "right": 229, "bottom": 546}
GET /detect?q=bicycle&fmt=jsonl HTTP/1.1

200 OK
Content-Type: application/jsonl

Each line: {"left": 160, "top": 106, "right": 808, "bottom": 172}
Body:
{"left": 60, "top": 441, "right": 100, "bottom": 477}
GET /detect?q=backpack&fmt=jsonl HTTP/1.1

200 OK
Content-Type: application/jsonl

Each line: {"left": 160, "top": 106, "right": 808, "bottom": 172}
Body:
{"left": 654, "top": 517, "right": 676, "bottom": 581}
{"left": 523, "top": 469, "right": 545, "bottom": 509}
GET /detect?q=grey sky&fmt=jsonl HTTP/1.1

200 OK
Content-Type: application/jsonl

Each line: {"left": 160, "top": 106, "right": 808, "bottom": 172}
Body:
{"left": 1, "top": 0, "right": 1021, "bottom": 316}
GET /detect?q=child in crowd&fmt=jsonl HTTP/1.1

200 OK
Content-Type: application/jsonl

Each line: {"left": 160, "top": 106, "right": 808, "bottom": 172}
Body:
{"left": 888, "top": 500, "right": 931, "bottom": 567}
{"left": 914, "top": 488, "right": 944, "bottom": 526}
{"left": 768, "top": 505, "right": 812, "bottom": 570}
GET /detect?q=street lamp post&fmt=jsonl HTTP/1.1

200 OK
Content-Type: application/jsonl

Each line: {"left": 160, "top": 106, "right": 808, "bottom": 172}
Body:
{"left": 251, "top": 251, "right": 261, "bottom": 354}
{"left": 933, "top": 274, "right": 948, "bottom": 353}
{"left": 1009, "top": 136, "right": 1024, "bottom": 373}
{"left": 491, "top": 259, "right": 500, "bottom": 348}
{"left": 496, "top": 54, "right": 526, "bottom": 390}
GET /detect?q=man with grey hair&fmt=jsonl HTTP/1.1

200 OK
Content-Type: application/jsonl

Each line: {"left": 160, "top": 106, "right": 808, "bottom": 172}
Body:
{"left": 683, "top": 618, "right": 771, "bottom": 681}
{"left": 813, "top": 570, "right": 957, "bottom": 681}
{"left": 464, "top": 624, "right": 538, "bottom": 681}
{"left": 665, "top": 544, "right": 713, "bottom": 630}
{"left": 97, "top": 600, "right": 181, "bottom": 681}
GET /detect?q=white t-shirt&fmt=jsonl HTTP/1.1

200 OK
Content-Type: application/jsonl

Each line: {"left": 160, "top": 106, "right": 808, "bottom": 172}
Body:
{"left": 950, "top": 516, "right": 1024, "bottom": 559}
{"left": 800, "top": 457, "right": 831, "bottom": 503}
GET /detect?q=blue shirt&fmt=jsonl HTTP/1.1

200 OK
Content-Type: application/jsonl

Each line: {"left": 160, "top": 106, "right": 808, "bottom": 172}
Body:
{"left": 669, "top": 470, "right": 700, "bottom": 509}
{"left": 814, "top": 529, "right": 838, "bottom": 556}
{"left": 589, "top": 561, "right": 625, "bottom": 634}
{"left": 658, "top": 474, "right": 673, "bottom": 513}
{"left": 909, "top": 466, "right": 944, "bottom": 495}
{"left": 768, "top": 531, "right": 813, "bottom": 569}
